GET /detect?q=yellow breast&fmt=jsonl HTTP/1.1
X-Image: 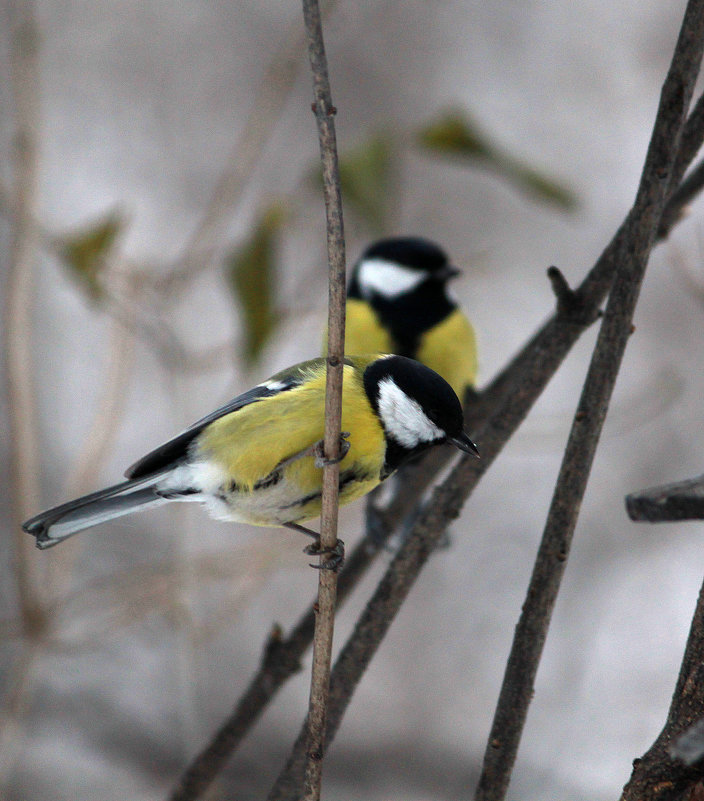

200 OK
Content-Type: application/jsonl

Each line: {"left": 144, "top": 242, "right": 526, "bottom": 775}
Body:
{"left": 343, "top": 298, "right": 393, "bottom": 355}
{"left": 195, "top": 361, "right": 386, "bottom": 524}
{"left": 416, "top": 308, "right": 477, "bottom": 399}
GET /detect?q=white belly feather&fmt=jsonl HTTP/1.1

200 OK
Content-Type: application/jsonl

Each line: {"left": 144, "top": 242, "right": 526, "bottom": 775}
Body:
{"left": 155, "top": 459, "right": 317, "bottom": 527}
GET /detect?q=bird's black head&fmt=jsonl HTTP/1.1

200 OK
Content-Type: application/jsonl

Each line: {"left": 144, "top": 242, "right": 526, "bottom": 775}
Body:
{"left": 348, "top": 236, "right": 459, "bottom": 297}
{"left": 362, "top": 236, "right": 454, "bottom": 275}
{"left": 348, "top": 237, "right": 461, "bottom": 357}
{"left": 363, "top": 355, "right": 478, "bottom": 474}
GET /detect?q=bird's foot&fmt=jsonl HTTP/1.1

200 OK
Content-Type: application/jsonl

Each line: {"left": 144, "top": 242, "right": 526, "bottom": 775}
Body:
{"left": 313, "top": 432, "right": 351, "bottom": 468}
{"left": 304, "top": 537, "right": 345, "bottom": 571}
{"left": 284, "top": 521, "right": 345, "bottom": 571}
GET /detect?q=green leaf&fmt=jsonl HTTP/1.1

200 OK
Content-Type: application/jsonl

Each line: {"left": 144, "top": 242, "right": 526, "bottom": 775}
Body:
{"left": 337, "top": 133, "right": 395, "bottom": 234}
{"left": 417, "top": 110, "right": 493, "bottom": 159}
{"left": 58, "top": 211, "right": 124, "bottom": 302}
{"left": 506, "top": 162, "right": 577, "bottom": 209}
{"left": 226, "top": 203, "right": 286, "bottom": 366}
{"left": 417, "top": 109, "right": 577, "bottom": 210}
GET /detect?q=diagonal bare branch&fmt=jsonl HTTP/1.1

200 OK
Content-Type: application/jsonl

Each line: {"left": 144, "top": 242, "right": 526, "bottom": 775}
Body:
{"left": 475, "top": 3, "right": 704, "bottom": 798}
{"left": 167, "top": 9, "right": 704, "bottom": 799}
{"left": 167, "top": 78, "right": 704, "bottom": 800}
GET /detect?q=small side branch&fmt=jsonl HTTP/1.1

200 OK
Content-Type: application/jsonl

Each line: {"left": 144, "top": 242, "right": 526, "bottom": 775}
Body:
{"left": 659, "top": 157, "right": 704, "bottom": 239}
{"left": 627, "top": 474, "right": 704, "bottom": 522}
{"left": 547, "top": 265, "right": 600, "bottom": 324}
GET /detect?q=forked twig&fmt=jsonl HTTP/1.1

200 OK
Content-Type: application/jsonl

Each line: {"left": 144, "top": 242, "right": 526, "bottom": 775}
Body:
{"left": 475, "top": 4, "right": 704, "bottom": 798}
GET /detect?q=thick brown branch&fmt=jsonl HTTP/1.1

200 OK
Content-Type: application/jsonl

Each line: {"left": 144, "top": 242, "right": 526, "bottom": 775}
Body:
{"left": 170, "top": 105, "right": 704, "bottom": 799}
{"left": 169, "top": 138, "right": 704, "bottom": 799}
{"left": 475, "top": 4, "right": 704, "bottom": 799}
{"left": 264, "top": 283, "right": 610, "bottom": 801}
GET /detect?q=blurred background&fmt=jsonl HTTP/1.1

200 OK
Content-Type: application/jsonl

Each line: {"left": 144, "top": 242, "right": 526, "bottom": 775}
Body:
{"left": 2, "top": 0, "right": 703, "bottom": 799}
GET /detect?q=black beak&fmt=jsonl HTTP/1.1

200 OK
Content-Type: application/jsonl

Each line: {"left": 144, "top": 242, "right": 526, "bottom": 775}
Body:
{"left": 449, "top": 432, "right": 480, "bottom": 457}
{"left": 435, "top": 264, "right": 461, "bottom": 281}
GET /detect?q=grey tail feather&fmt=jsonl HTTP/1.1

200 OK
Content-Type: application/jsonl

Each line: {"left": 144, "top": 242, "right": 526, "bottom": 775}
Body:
{"left": 22, "top": 476, "right": 173, "bottom": 549}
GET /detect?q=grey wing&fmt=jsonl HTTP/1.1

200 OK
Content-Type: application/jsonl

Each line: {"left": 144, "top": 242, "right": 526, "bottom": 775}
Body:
{"left": 124, "top": 376, "right": 303, "bottom": 480}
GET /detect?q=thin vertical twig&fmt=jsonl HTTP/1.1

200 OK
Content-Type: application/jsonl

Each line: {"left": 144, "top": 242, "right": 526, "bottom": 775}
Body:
{"left": 474, "top": 3, "right": 704, "bottom": 800}
{"left": 301, "top": 1, "right": 346, "bottom": 801}
{"left": 5, "top": 1, "right": 44, "bottom": 632}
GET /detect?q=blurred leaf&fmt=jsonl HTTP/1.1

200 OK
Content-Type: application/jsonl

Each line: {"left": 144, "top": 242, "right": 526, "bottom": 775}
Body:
{"left": 58, "top": 210, "right": 124, "bottom": 302}
{"left": 337, "top": 133, "right": 395, "bottom": 233}
{"left": 502, "top": 160, "right": 577, "bottom": 209}
{"left": 417, "top": 110, "right": 493, "bottom": 159}
{"left": 417, "top": 109, "right": 577, "bottom": 210}
{"left": 226, "top": 203, "right": 286, "bottom": 366}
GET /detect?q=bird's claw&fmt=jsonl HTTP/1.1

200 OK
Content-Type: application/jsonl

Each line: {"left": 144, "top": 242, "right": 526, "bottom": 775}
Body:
{"left": 304, "top": 538, "right": 345, "bottom": 571}
{"left": 313, "top": 432, "right": 351, "bottom": 468}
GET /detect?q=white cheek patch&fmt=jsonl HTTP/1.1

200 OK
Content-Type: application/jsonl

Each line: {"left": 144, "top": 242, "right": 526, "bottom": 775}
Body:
{"left": 357, "top": 258, "right": 426, "bottom": 299}
{"left": 377, "top": 378, "right": 444, "bottom": 448}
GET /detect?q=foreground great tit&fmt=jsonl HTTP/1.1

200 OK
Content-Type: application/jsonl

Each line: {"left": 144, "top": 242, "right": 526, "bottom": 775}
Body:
{"left": 344, "top": 237, "right": 478, "bottom": 401}
{"left": 23, "top": 355, "right": 478, "bottom": 553}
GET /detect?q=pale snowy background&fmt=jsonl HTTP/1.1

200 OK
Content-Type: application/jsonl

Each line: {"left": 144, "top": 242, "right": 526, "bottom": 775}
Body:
{"left": 2, "top": 1, "right": 704, "bottom": 799}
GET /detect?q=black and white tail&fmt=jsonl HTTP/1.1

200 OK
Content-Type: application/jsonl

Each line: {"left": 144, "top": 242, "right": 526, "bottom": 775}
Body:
{"left": 22, "top": 475, "right": 172, "bottom": 549}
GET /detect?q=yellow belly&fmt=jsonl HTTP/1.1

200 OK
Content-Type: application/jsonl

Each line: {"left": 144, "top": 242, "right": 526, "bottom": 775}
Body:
{"left": 195, "top": 359, "right": 387, "bottom": 526}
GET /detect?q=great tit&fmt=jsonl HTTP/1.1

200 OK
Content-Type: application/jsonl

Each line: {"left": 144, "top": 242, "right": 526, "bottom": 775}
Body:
{"left": 344, "top": 237, "right": 478, "bottom": 401}
{"left": 23, "top": 355, "right": 478, "bottom": 552}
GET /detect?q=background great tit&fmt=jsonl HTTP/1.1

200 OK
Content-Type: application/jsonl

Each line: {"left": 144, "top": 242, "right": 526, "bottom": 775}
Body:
{"left": 23, "top": 354, "right": 477, "bottom": 551}
{"left": 344, "top": 236, "right": 478, "bottom": 401}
